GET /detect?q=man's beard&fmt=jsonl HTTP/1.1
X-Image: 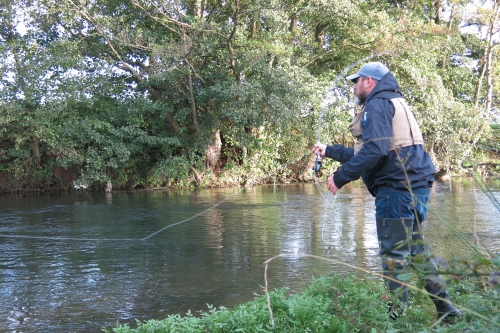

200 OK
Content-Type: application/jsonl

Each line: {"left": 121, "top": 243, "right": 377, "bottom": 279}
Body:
{"left": 354, "top": 95, "right": 366, "bottom": 106}
{"left": 354, "top": 87, "right": 368, "bottom": 106}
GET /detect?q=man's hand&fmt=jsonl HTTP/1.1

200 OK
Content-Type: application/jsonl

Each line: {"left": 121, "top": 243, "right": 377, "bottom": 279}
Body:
{"left": 312, "top": 142, "right": 327, "bottom": 157}
{"left": 327, "top": 175, "right": 339, "bottom": 195}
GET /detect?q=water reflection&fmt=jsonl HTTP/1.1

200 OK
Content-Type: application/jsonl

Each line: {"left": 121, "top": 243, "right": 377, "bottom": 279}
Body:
{"left": 0, "top": 179, "right": 499, "bottom": 332}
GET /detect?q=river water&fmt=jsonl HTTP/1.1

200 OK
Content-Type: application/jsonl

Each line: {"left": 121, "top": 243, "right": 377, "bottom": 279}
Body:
{"left": 0, "top": 178, "right": 499, "bottom": 332}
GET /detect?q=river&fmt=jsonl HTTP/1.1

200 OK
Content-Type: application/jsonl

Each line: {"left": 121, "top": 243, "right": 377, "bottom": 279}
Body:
{"left": 0, "top": 178, "right": 499, "bottom": 332}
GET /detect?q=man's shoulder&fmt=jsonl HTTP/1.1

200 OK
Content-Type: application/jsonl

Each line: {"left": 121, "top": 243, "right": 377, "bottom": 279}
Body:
{"left": 371, "top": 90, "right": 402, "bottom": 100}
{"left": 365, "top": 97, "right": 396, "bottom": 116}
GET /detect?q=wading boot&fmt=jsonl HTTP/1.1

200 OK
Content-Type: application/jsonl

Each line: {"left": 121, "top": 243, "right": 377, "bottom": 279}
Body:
{"left": 425, "top": 284, "right": 462, "bottom": 320}
{"left": 386, "top": 301, "right": 406, "bottom": 320}
{"left": 376, "top": 216, "right": 415, "bottom": 320}
{"left": 376, "top": 217, "right": 414, "bottom": 304}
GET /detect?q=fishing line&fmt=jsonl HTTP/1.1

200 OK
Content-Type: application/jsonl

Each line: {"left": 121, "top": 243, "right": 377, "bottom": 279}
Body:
{"left": 0, "top": 234, "right": 136, "bottom": 241}
{"left": 0, "top": 192, "right": 238, "bottom": 242}
{"left": 314, "top": 177, "right": 339, "bottom": 245}
{"left": 314, "top": 54, "right": 388, "bottom": 248}
{"left": 141, "top": 191, "right": 238, "bottom": 240}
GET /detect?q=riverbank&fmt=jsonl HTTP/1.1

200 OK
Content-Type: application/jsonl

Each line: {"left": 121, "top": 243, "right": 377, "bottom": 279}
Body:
{"left": 107, "top": 273, "right": 500, "bottom": 333}
{"left": 0, "top": 166, "right": 494, "bottom": 195}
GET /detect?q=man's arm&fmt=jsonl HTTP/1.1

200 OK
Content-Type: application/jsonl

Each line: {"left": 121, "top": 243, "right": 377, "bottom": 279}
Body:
{"left": 333, "top": 99, "right": 394, "bottom": 189}
{"left": 313, "top": 142, "right": 354, "bottom": 163}
{"left": 325, "top": 145, "right": 354, "bottom": 163}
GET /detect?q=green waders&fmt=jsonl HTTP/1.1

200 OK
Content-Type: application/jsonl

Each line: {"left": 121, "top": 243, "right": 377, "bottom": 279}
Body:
{"left": 376, "top": 217, "right": 462, "bottom": 319}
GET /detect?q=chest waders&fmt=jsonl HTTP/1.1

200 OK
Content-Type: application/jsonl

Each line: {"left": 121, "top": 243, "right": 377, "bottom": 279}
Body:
{"left": 351, "top": 98, "right": 462, "bottom": 320}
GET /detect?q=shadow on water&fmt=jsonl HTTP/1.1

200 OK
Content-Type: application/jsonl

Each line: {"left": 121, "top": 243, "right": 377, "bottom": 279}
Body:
{"left": 0, "top": 178, "right": 499, "bottom": 332}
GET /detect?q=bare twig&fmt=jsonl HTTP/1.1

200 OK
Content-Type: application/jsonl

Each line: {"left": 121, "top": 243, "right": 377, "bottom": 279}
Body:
{"left": 263, "top": 258, "right": 275, "bottom": 326}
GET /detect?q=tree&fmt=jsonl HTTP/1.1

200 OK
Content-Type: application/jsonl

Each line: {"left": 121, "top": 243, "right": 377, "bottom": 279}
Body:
{"left": 0, "top": 0, "right": 74, "bottom": 188}
{"left": 0, "top": 0, "right": 496, "bottom": 191}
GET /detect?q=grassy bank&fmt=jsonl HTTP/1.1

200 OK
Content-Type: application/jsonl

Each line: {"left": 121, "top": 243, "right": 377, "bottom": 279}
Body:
{"left": 106, "top": 270, "right": 500, "bottom": 333}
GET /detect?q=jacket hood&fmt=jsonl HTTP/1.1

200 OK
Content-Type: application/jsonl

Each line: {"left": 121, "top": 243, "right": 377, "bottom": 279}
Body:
{"left": 365, "top": 72, "right": 402, "bottom": 104}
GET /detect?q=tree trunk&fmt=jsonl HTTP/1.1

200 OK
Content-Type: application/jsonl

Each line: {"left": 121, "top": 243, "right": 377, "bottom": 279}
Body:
{"left": 205, "top": 129, "right": 222, "bottom": 168}
{"left": 186, "top": 0, "right": 201, "bottom": 18}
{"left": 484, "top": 2, "right": 500, "bottom": 116}
{"left": 227, "top": 0, "right": 240, "bottom": 81}
{"left": 187, "top": 72, "right": 200, "bottom": 137}
{"left": 474, "top": 60, "right": 486, "bottom": 108}
{"left": 434, "top": 0, "right": 443, "bottom": 24}
{"left": 441, "top": 3, "right": 456, "bottom": 69}
{"left": 486, "top": 50, "right": 494, "bottom": 115}
{"left": 289, "top": 12, "right": 299, "bottom": 45}
{"left": 250, "top": 14, "right": 257, "bottom": 39}
{"left": 190, "top": 166, "right": 203, "bottom": 183}
{"left": 315, "top": 23, "right": 328, "bottom": 50}
{"left": 31, "top": 136, "right": 41, "bottom": 165}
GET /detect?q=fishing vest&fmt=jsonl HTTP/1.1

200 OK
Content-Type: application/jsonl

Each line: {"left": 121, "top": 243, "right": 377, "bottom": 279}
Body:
{"left": 349, "top": 97, "right": 424, "bottom": 155}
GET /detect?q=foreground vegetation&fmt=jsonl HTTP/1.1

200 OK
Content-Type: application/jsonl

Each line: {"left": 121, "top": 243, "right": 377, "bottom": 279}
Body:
{"left": 106, "top": 270, "right": 500, "bottom": 333}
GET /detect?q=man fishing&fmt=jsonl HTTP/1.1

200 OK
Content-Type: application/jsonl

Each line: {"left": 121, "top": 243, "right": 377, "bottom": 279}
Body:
{"left": 312, "top": 62, "right": 462, "bottom": 320}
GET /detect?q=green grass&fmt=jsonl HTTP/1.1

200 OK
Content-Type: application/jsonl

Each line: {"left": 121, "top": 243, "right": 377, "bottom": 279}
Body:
{"left": 106, "top": 271, "right": 500, "bottom": 333}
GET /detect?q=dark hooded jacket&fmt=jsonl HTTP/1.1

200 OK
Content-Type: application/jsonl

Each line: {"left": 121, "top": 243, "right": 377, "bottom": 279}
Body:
{"left": 326, "top": 72, "right": 435, "bottom": 196}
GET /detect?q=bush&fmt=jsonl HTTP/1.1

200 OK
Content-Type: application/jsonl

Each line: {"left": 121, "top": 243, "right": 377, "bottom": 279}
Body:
{"left": 106, "top": 271, "right": 500, "bottom": 333}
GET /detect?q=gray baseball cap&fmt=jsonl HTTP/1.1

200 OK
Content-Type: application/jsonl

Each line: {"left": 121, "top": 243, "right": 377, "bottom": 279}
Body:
{"left": 346, "top": 62, "right": 389, "bottom": 82}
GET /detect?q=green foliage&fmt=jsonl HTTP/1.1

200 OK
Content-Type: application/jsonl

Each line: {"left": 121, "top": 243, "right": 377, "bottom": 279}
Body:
{"left": 2, "top": 0, "right": 500, "bottom": 191}
{"left": 106, "top": 273, "right": 500, "bottom": 333}
{"left": 111, "top": 311, "right": 206, "bottom": 333}
{"left": 106, "top": 275, "right": 388, "bottom": 333}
